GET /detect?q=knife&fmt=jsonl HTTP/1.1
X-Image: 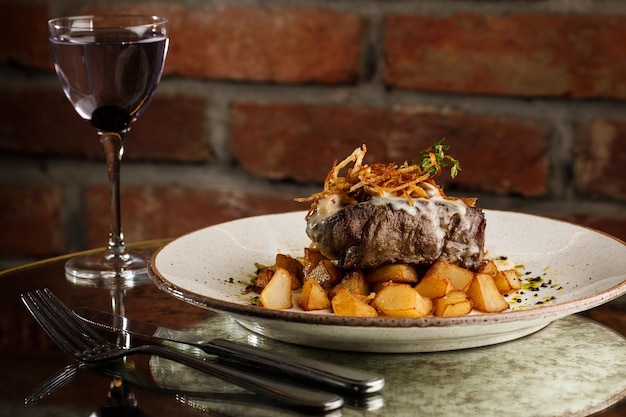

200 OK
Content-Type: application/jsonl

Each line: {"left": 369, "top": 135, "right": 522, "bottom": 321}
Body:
{"left": 74, "top": 307, "right": 384, "bottom": 395}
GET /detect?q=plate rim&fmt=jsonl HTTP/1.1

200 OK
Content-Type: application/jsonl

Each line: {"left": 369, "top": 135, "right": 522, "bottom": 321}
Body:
{"left": 148, "top": 209, "right": 626, "bottom": 329}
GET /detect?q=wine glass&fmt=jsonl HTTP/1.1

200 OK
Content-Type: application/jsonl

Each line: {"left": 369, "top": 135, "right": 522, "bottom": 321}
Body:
{"left": 48, "top": 15, "right": 169, "bottom": 286}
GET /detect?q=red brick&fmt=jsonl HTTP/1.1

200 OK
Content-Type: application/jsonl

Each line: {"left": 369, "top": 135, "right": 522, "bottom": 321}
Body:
{"left": 0, "top": 186, "right": 65, "bottom": 256}
{"left": 575, "top": 120, "right": 626, "bottom": 201}
{"left": 0, "top": 89, "right": 209, "bottom": 161}
{"left": 82, "top": 4, "right": 365, "bottom": 83}
{"left": 384, "top": 13, "right": 626, "bottom": 99}
{"left": 83, "top": 186, "right": 303, "bottom": 247}
{"left": 0, "top": 2, "right": 51, "bottom": 70}
{"left": 126, "top": 93, "right": 210, "bottom": 161}
{"left": 0, "top": 89, "right": 100, "bottom": 158}
{"left": 230, "top": 102, "right": 549, "bottom": 197}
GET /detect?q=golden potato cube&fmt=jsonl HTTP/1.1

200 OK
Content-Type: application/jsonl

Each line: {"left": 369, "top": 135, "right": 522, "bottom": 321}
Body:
{"left": 306, "top": 259, "right": 343, "bottom": 287}
{"left": 275, "top": 253, "right": 304, "bottom": 288}
{"left": 423, "top": 259, "right": 475, "bottom": 292}
{"left": 299, "top": 278, "right": 331, "bottom": 311}
{"left": 328, "top": 269, "right": 371, "bottom": 299}
{"left": 433, "top": 290, "right": 473, "bottom": 317}
{"left": 374, "top": 284, "right": 433, "bottom": 318}
{"left": 365, "top": 264, "right": 419, "bottom": 284}
{"left": 302, "top": 247, "right": 328, "bottom": 274}
{"left": 340, "top": 269, "right": 370, "bottom": 296}
{"left": 415, "top": 273, "right": 454, "bottom": 299}
{"left": 494, "top": 269, "right": 522, "bottom": 294}
{"left": 370, "top": 280, "right": 394, "bottom": 293}
{"left": 259, "top": 267, "right": 294, "bottom": 310}
{"left": 467, "top": 273, "right": 510, "bottom": 313}
{"left": 478, "top": 260, "right": 499, "bottom": 278}
{"left": 331, "top": 287, "right": 378, "bottom": 317}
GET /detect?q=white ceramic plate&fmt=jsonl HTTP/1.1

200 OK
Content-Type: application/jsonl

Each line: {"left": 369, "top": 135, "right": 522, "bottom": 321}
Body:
{"left": 148, "top": 210, "right": 626, "bottom": 352}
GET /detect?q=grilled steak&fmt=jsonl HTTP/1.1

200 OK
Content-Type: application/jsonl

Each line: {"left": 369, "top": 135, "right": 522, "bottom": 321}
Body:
{"left": 305, "top": 198, "right": 486, "bottom": 270}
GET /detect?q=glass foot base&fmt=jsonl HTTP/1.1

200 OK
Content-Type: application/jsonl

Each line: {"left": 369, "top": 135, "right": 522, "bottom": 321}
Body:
{"left": 65, "top": 249, "right": 152, "bottom": 289}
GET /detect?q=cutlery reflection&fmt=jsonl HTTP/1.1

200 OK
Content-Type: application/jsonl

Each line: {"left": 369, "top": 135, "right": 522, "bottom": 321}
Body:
{"left": 75, "top": 307, "right": 384, "bottom": 395}
{"left": 27, "top": 359, "right": 348, "bottom": 417}
{"left": 25, "top": 363, "right": 81, "bottom": 406}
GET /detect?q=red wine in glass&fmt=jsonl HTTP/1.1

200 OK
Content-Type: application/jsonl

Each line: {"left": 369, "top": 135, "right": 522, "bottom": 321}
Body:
{"left": 48, "top": 15, "right": 169, "bottom": 287}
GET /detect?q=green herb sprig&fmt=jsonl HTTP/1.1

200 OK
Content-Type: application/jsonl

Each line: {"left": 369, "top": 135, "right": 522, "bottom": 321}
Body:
{"left": 417, "top": 138, "right": 461, "bottom": 179}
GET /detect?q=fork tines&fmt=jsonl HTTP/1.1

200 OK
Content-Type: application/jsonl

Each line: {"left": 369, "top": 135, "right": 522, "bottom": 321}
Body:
{"left": 21, "top": 289, "right": 111, "bottom": 358}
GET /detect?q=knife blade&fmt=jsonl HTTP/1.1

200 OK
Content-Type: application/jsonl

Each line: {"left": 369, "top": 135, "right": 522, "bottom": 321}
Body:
{"left": 74, "top": 307, "right": 384, "bottom": 395}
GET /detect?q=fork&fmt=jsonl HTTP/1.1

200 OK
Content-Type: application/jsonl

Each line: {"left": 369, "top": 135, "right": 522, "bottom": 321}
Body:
{"left": 21, "top": 289, "right": 344, "bottom": 413}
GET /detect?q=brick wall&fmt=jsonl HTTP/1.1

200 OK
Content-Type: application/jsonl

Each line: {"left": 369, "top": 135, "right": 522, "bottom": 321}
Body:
{"left": 2, "top": 0, "right": 626, "bottom": 269}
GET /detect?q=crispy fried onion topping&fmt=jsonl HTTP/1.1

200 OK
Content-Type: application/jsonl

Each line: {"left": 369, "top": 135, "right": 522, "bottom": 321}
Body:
{"left": 296, "top": 144, "right": 475, "bottom": 218}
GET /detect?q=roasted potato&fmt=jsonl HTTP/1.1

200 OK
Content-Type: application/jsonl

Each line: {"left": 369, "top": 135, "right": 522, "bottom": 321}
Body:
{"left": 467, "top": 273, "right": 510, "bottom": 313}
{"left": 333, "top": 269, "right": 370, "bottom": 297}
{"left": 331, "top": 287, "right": 378, "bottom": 317}
{"left": 370, "top": 280, "right": 394, "bottom": 293}
{"left": 302, "top": 247, "right": 328, "bottom": 275}
{"left": 275, "top": 253, "right": 304, "bottom": 288}
{"left": 494, "top": 269, "right": 521, "bottom": 294}
{"left": 366, "top": 263, "right": 419, "bottom": 284}
{"left": 415, "top": 273, "right": 454, "bottom": 299}
{"left": 373, "top": 284, "right": 433, "bottom": 318}
{"left": 259, "top": 267, "right": 294, "bottom": 310}
{"left": 423, "top": 259, "right": 474, "bottom": 292}
{"left": 299, "top": 278, "right": 331, "bottom": 311}
{"left": 478, "top": 260, "right": 499, "bottom": 278}
{"left": 306, "top": 259, "right": 343, "bottom": 287}
{"left": 433, "top": 290, "right": 473, "bottom": 317}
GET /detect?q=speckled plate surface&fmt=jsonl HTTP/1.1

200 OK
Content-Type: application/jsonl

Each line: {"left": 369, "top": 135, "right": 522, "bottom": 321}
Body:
{"left": 149, "top": 210, "right": 626, "bottom": 352}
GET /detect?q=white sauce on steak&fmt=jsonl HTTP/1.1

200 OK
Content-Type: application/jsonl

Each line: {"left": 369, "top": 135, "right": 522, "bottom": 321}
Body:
{"left": 311, "top": 194, "right": 468, "bottom": 224}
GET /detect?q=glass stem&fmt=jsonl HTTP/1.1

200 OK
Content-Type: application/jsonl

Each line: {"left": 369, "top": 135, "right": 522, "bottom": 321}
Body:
{"left": 99, "top": 132, "right": 128, "bottom": 261}
{"left": 111, "top": 287, "right": 131, "bottom": 347}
